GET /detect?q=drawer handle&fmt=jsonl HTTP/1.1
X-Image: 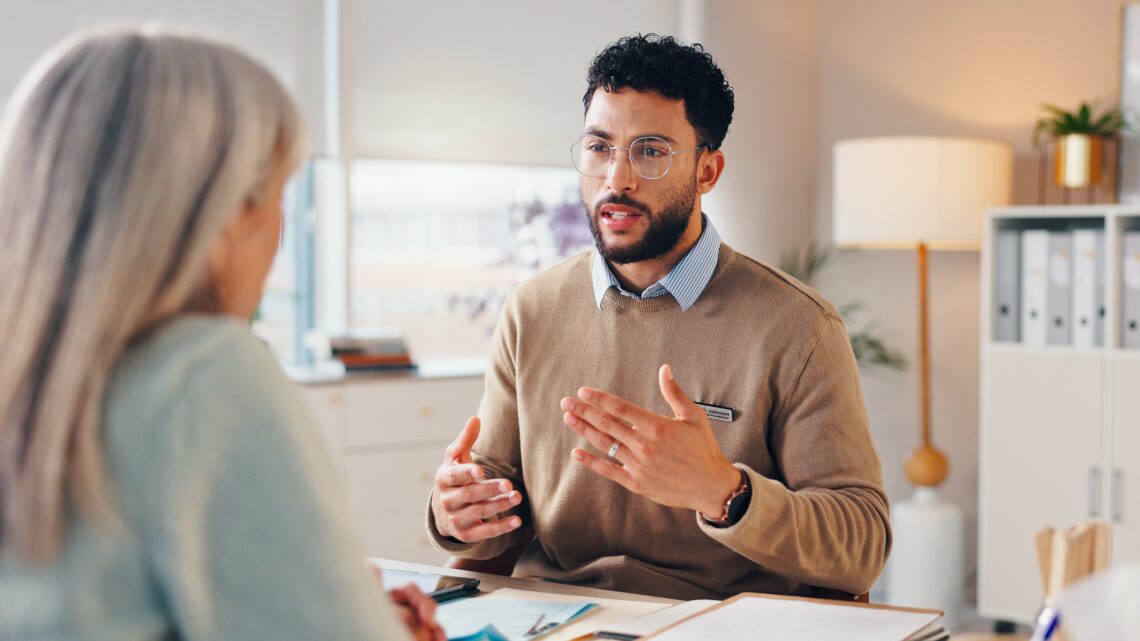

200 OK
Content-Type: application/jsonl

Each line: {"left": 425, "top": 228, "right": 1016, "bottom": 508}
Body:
{"left": 1088, "top": 466, "right": 1101, "bottom": 518}
{"left": 1112, "top": 469, "right": 1124, "bottom": 523}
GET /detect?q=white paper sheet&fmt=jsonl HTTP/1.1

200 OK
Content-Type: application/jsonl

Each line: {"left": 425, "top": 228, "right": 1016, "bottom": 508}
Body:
{"left": 647, "top": 597, "right": 939, "bottom": 641}
{"left": 438, "top": 588, "right": 668, "bottom": 641}
{"left": 437, "top": 595, "right": 594, "bottom": 641}
{"left": 600, "top": 599, "right": 719, "bottom": 636}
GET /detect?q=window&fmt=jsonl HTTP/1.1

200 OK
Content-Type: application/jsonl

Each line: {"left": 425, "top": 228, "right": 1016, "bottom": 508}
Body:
{"left": 254, "top": 161, "right": 316, "bottom": 366}
{"left": 347, "top": 159, "right": 590, "bottom": 360}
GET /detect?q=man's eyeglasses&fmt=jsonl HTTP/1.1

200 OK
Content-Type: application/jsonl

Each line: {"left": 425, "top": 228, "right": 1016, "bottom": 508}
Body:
{"left": 570, "top": 135, "right": 707, "bottom": 180}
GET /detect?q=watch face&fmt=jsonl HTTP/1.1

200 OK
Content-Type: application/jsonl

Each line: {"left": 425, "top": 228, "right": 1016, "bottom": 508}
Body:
{"left": 727, "top": 490, "right": 752, "bottom": 524}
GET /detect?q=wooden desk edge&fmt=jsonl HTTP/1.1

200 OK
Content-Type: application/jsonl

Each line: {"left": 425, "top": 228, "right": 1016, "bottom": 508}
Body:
{"left": 371, "top": 558, "right": 680, "bottom": 605}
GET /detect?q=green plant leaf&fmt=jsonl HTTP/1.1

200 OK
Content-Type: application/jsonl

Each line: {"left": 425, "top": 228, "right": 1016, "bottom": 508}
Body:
{"left": 779, "top": 243, "right": 907, "bottom": 371}
{"left": 1034, "top": 101, "right": 1130, "bottom": 143}
{"left": 850, "top": 332, "right": 908, "bottom": 369}
{"left": 779, "top": 241, "right": 834, "bottom": 286}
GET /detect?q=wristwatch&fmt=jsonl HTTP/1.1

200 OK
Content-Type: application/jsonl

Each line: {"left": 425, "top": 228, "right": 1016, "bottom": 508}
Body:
{"left": 703, "top": 468, "right": 752, "bottom": 528}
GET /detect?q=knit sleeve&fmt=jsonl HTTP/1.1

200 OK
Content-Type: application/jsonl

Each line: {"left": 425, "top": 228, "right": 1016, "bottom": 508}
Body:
{"left": 426, "top": 291, "right": 531, "bottom": 559}
{"left": 140, "top": 326, "right": 410, "bottom": 641}
{"left": 697, "top": 313, "right": 892, "bottom": 595}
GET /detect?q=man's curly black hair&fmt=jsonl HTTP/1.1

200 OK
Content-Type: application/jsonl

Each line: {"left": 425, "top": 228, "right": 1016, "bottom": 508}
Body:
{"left": 583, "top": 34, "right": 734, "bottom": 151}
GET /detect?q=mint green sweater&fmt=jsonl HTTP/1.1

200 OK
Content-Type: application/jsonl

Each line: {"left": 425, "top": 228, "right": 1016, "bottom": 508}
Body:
{"left": 0, "top": 316, "right": 409, "bottom": 641}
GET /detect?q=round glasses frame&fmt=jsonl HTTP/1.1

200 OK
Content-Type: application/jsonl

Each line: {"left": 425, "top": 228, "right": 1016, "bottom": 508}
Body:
{"left": 570, "top": 134, "right": 707, "bottom": 180}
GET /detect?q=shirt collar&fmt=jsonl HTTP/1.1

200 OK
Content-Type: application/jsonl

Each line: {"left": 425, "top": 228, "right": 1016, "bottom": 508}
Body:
{"left": 591, "top": 213, "right": 721, "bottom": 312}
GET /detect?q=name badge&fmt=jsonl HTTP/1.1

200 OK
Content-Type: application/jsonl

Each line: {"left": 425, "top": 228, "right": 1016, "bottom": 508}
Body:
{"left": 695, "top": 402, "right": 735, "bottom": 423}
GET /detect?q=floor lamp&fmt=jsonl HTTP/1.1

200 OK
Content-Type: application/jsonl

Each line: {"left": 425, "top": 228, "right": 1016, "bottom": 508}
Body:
{"left": 833, "top": 136, "right": 1013, "bottom": 628}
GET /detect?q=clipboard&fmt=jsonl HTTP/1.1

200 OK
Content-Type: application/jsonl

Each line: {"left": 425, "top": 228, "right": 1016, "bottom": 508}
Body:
{"left": 640, "top": 592, "right": 944, "bottom": 641}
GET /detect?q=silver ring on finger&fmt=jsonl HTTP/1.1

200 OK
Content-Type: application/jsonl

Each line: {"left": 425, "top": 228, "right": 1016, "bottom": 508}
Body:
{"left": 606, "top": 440, "right": 621, "bottom": 459}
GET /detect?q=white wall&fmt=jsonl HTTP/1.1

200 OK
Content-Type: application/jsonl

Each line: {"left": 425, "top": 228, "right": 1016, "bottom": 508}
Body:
{"left": 0, "top": 0, "right": 326, "bottom": 152}
{"left": 350, "top": 1, "right": 677, "bottom": 165}
{"left": 700, "top": 1, "right": 821, "bottom": 262}
{"left": 814, "top": 0, "right": 1127, "bottom": 594}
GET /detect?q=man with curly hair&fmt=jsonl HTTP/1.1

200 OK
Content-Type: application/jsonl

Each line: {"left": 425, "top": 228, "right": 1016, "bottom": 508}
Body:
{"left": 427, "top": 34, "right": 890, "bottom": 601}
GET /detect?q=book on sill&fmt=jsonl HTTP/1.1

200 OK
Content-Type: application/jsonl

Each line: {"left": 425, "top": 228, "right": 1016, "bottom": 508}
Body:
{"left": 306, "top": 328, "right": 412, "bottom": 359}
{"left": 337, "top": 353, "right": 416, "bottom": 371}
{"left": 641, "top": 592, "right": 944, "bottom": 641}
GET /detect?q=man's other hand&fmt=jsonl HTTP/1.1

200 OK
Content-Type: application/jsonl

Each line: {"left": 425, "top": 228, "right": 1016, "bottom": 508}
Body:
{"left": 430, "top": 417, "right": 523, "bottom": 542}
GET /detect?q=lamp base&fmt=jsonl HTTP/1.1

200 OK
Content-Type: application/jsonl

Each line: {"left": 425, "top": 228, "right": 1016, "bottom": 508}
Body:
{"left": 886, "top": 487, "right": 964, "bottom": 630}
{"left": 905, "top": 444, "right": 949, "bottom": 487}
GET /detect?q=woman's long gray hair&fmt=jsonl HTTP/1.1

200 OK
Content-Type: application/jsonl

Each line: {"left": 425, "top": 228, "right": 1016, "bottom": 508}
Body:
{"left": 0, "top": 27, "right": 303, "bottom": 563}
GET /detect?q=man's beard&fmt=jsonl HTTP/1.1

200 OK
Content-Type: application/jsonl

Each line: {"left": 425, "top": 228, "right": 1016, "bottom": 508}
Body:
{"left": 584, "top": 173, "right": 698, "bottom": 265}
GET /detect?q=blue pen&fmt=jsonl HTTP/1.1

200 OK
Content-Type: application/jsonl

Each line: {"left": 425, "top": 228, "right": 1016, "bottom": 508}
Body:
{"left": 1029, "top": 605, "right": 1061, "bottom": 641}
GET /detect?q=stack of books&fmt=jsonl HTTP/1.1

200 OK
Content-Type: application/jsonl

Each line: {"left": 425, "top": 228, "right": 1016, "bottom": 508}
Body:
{"left": 325, "top": 331, "right": 415, "bottom": 371}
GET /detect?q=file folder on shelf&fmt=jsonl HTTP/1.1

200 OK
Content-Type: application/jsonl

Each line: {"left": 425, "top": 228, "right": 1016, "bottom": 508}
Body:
{"left": 994, "top": 229, "right": 1020, "bottom": 342}
{"left": 1047, "top": 231, "right": 1072, "bottom": 346}
{"left": 1020, "top": 230, "right": 1050, "bottom": 346}
{"left": 1071, "top": 229, "right": 1104, "bottom": 348}
{"left": 1124, "top": 231, "right": 1140, "bottom": 349}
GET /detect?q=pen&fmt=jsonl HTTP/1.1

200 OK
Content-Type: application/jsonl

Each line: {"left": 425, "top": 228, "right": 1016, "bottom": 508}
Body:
{"left": 429, "top": 579, "right": 480, "bottom": 604}
{"left": 592, "top": 625, "right": 638, "bottom": 634}
{"left": 1029, "top": 605, "right": 1060, "bottom": 641}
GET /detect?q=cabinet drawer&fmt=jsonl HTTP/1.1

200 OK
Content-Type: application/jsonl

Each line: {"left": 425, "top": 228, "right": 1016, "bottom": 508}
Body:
{"left": 344, "top": 448, "right": 441, "bottom": 516}
{"left": 344, "top": 377, "right": 483, "bottom": 448}
{"left": 352, "top": 512, "right": 450, "bottom": 565}
{"left": 296, "top": 382, "right": 347, "bottom": 453}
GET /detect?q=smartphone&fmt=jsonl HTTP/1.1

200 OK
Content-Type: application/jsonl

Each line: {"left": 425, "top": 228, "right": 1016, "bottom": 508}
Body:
{"left": 380, "top": 569, "right": 481, "bottom": 603}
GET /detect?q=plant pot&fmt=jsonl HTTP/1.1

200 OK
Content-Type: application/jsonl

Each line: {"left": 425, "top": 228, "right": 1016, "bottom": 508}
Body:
{"left": 1053, "top": 133, "right": 1105, "bottom": 188}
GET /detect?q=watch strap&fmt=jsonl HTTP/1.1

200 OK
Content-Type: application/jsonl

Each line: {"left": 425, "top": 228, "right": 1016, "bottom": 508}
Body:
{"left": 702, "top": 468, "right": 751, "bottom": 528}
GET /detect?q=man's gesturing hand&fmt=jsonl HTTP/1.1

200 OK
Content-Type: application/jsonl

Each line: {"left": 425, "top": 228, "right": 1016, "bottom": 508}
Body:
{"left": 560, "top": 364, "right": 742, "bottom": 519}
{"left": 430, "top": 417, "right": 522, "bottom": 542}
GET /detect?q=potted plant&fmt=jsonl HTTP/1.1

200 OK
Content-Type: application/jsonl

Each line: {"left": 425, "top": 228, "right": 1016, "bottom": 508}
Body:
{"left": 779, "top": 243, "right": 906, "bottom": 371}
{"left": 1032, "top": 101, "right": 1129, "bottom": 188}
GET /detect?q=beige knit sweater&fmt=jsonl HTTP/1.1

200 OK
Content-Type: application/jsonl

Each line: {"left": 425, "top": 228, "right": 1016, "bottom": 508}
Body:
{"left": 428, "top": 244, "right": 891, "bottom": 600}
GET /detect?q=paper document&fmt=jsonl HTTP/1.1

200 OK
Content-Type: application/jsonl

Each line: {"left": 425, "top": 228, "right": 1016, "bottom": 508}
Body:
{"left": 456, "top": 588, "right": 667, "bottom": 641}
{"left": 437, "top": 591, "right": 597, "bottom": 641}
{"left": 597, "top": 599, "right": 719, "bottom": 638}
{"left": 644, "top": 594, "right": 940, "bottom": 641}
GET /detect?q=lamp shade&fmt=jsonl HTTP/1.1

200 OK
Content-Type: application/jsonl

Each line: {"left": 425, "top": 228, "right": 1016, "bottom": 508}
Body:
{"left": 833, "top": 136, "right": 1013, "bottom": 250}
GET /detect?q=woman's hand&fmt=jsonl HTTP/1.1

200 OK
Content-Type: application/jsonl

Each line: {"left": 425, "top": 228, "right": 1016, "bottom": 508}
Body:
{"left": 389, "top": 584, "right": 447, "bottom": 641}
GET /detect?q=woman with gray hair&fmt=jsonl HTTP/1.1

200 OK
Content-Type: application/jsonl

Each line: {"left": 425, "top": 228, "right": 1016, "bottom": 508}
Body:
{"left": 0, "top": 28, "right": 442, "bottom": 641}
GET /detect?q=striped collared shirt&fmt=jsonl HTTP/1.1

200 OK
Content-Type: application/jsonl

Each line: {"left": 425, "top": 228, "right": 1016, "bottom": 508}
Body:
{"left": 591, "top": 213, "right": 721, "bottom": 312}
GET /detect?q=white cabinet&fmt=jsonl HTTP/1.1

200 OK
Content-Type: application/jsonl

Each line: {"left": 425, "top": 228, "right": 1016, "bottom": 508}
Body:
{"left": 978, "top": 349, "right": 1103, "bottom": 620}
{"left": 978, "top": 206, "right": 1140, "bottom": 623}
{"left": 299, "top": 384, "right": 346, "bottom": 459}
{"left": 297, "top": 371, "right": 485, "bottom": 565}
{"left": 1110, "top": 355, "right": 1140, "bottom": 563}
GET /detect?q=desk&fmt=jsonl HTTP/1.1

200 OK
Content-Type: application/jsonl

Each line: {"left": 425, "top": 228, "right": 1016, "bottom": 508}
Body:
{"left": 378, "top": 560, "right": 979, "bottom": 641}
{"left": 375, "top": 558, "right": 681, "bottom": 640}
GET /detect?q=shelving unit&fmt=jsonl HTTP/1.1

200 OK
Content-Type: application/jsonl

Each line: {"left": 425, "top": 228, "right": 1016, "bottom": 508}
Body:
{"left": 978, "top": 206, "right": 1140, "bottom": 623}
